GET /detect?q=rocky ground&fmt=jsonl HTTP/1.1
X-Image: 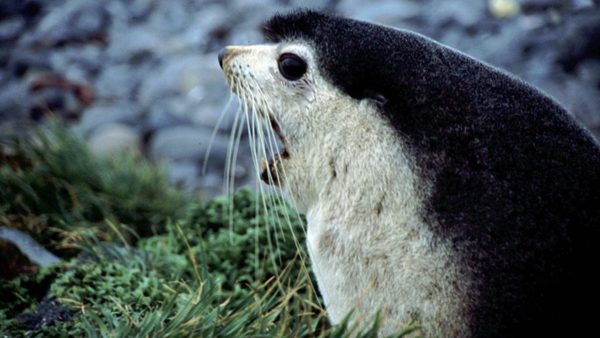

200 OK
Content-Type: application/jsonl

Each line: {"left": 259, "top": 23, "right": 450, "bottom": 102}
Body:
{"left": 1, "top": 0, "right": 599, "bottom": 197}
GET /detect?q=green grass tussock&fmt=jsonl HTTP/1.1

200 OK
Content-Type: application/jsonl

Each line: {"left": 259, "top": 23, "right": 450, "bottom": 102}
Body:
{"left": 0, "top": 124, "right": 419, "bottom": 337}
{"left": 0, "top": 124, "right": 189, "bottom": 250}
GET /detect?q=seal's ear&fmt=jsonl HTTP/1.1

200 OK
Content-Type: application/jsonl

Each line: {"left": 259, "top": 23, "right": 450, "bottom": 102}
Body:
{"left": 371, "top": 94, "right": 387, "bottom": 107}
{"left": 364, "top": 90, "right": 387, "bottom": 107}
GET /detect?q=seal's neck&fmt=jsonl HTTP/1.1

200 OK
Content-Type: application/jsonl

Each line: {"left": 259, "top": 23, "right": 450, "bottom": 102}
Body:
{"left": 285, "top": 97, "right": 424, "bottom": 228}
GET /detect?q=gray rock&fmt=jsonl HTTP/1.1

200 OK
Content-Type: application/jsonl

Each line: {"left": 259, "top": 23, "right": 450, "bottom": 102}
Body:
{"left": 427, "top": 0, "right": 486, "bottom": 28}
{"left": 147, "top": 1, "right": 194, "bottom": 34}
{"left": 145, "top": 97, "right": 193, "bottom": 131}
{"left": 88, "top": 122, "right": 140, "bottom": 157}
{"left": 30, "top": 87, "right": 66, "bottom": 119}
{"left": 49, "top": 44, "right": 104, "bottom": 79}
{"left": 0, "top": 71, "right": 8, "bottom": 86}
{"left": 0, "top": 226, "right": 62, "bottom": 267}
{"left": 17, "top": 297, "right": 75, "bottom": 331}
{"left": 287, "top": 0, "right": 334, "bottom": 8}
{"left": 126, "top": 0, "right": 157, "bottom": 22}
{"left": 519, "top": 0, "right": 564, "bottom": 11}
{"left": 179, "top": 4, "right": 229, "bottom": 51}
{"left": 103, "top": 0, "right": 129, "bottom": 24}
{"left": 63, "top": 89, "right": 84, "bottom": 119}
{"left": 8, "top": 48, "right": 52, "bottom": 78}
{"left": 0, "top": 16, "right": 26, "bottom": 42}
{"left": 138, "top": 54, "right": 207, "bottom": 106}
{"left": 231, "top": 0, "right": 280, "bottom": 12}
{"left": 166, "top": 160, "right": 200, "bottom": 192}
{"left": 0, "top": 81, "right": 31, "bottom": 119}
{"left": 339, "top": 0, "right": 421, "bottom": 25}
{"left": 106, "top": 25, "right": 164, "bottom": 62}
{"left": 576, "top": 59, "right": 600, "bottom": 85}
{"left": 32, "top": 1, "right": 111, "bottom": 46}
{"left": 571, "top": 0, "right": 595, "bottom": 10}
{"left": 448, "top": 24, "right": 526, "bottom": 68}
{"left": 95, "top": 64, "right": 141, "bottom": 100}
{"left": 190, "top": 97, "right": 238, "bottom": 133}
{"left": 0, "top": 0, "right": 45, "bottom": 26}
{"left": 77, "top": 101, "right": 142, "bottom": 135}
{"left": 26, "top": 74, "right": 87, "bottom": 121}
{"left": 148, "top": 125, "right": 229, "bottom": 162}
{"left": 563, "top": 79, "right": 600, "bottom": 128}
{"left": 0, "top": 2, "right": 21, "bottom": 18}
{"left": 226, "top": 5, "right": 285, "bottom": 45}
{"left": 226, "top": 26, "right": 264, "bottom": 46}
{"left": 186, "top": 58, "right": 233, "bottom": 130}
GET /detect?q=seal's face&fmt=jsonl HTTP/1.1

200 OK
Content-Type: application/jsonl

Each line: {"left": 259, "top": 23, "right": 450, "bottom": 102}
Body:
{"left": 220, "top": 41, "right": 357, "bottom": 210}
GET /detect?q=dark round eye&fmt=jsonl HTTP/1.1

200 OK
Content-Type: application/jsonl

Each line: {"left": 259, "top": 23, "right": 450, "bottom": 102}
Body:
{"left": 277, "top": 53, "right": 307, "bottom": 81}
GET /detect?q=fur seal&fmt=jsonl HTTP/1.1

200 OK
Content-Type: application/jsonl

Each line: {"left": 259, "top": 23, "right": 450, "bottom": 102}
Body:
{"left": 219, "top": 10, "right": 600, "bottom": 337}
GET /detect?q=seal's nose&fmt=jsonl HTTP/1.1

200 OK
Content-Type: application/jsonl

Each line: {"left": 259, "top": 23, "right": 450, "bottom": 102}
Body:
{"left": 218, "top": 48, "right": 227, "bottom": 69}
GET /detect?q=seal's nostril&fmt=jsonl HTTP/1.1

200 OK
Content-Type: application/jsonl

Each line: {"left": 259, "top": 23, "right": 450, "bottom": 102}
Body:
{"left": 218, "top": 48, "right": 227, "bottom": 69}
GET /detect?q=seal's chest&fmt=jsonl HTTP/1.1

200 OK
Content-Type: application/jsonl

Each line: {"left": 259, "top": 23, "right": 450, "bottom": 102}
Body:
{"left": 298, "top": 108, "right": 472, "bottom": 335}
{"left": 305, "top": 191, "right": 470, "bottom": 337}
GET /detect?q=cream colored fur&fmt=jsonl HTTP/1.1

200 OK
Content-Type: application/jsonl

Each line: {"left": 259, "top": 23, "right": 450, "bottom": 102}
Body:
{"left": 221, "top": 41, "right": 472, "bottom": 337}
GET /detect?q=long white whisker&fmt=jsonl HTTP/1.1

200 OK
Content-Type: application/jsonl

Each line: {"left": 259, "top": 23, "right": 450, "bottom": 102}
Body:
{"left": 248, "top": 97, "right": 282, "bottom": 270}
{"left": 241, "top": 91, "right": 282, "bottom": 278}
{"left": 242, "top": 89, "right": 263, "bottom": 277}
{"left": 224, "top": 108, "right": 242, "bottom": 194}
{"left": 229, "top": 108, "right": 245, "bottom": 200}
{"left": 248, "top": 82, "right": 316, "bottom": 300}
{"left": 224, "top": 103, "right": 244, "bottom": 237}
{"left": 203, "top": 94, "right": 234, "bottom": 175}
{"left": 249, "top": 96, "right": 287, "bottom": 269}
{"left": 252, "top": 81, "right": 323, "bottom": 307}
{"left": 254, "top": 82, "right": 304, "bottom": 237}
{"left": 225, "top": 64, "right": 323, "bottom": 309}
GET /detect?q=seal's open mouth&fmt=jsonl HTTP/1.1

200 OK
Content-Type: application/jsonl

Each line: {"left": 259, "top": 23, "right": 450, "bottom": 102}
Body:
{"left": 260, "top": 117, "right": 288, "bottom": 186}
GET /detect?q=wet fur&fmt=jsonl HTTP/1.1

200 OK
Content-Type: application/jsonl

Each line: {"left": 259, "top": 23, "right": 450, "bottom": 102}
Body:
{"left": 223, "top": 9, "right": 600, "bottom": 337}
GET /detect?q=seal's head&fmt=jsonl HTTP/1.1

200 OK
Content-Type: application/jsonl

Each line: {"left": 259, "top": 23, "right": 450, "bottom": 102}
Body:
{"left": 219, "top": 14, "right": 401, "bottom": 212}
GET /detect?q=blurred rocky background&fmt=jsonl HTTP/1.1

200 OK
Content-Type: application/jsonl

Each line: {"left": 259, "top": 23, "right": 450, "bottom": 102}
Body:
{"left": 1, "top": 0, "right": 599, "bottom": 197}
